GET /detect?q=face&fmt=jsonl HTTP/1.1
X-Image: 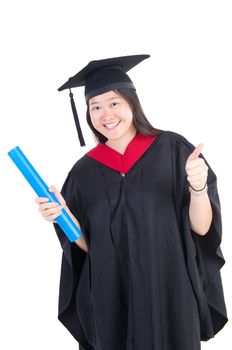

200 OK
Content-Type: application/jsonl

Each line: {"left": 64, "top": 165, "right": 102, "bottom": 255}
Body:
{"left": 88, "top": 90, "right": 136, "bottom": 144}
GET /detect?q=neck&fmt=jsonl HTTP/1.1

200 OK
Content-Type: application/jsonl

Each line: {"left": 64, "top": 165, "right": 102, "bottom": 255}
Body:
{"left": 105, "top": 128, "right": 137, "bottom": 155}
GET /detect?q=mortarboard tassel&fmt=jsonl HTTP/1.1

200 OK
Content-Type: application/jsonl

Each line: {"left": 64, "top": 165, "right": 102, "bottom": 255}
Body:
{"left": 69, "top": 89, "right": 86, "bottom": 146}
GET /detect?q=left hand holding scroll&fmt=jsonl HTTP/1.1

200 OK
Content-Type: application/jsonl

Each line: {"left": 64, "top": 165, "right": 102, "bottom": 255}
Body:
{"left": 185, "top": 143, "right": 208, "bottom": 190}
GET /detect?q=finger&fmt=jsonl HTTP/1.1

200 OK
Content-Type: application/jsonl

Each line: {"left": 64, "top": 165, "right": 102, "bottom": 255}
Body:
{"left": 45, "top": 211, "right": 62, "bottom": 222}
{"left": 39, "top": 202, "right": 62, "bottom": 212}
{"left": 48, "top": 212, "right": 62, "bottom": 222}
{"left": 187, "top": 175, "right": 207, "bottom": 183}
{"left": 35, "top": 197, "right": 49, "bottom": 204}
{"left": 186, "top": 158, "right": 206, "bottom": 170}
{"left": 43, "top": 206, "right": 63, "bottom": 217}
{"left": 187, "top": 164, "right": 208, "bottom": 174}
{"left": 187, "top": 143, "right": 204, "bottom": 162}
{"left": 41, "top": 207, "right": 63, "bottom": 222}
{"left": 49, "top": 185, "right": 66, "bottom": 206}
{"left": 192, "top": 143, "right": 204, "bottom": 159}
{"left": 187, "top": 170, "right": 207, "bottom": 179}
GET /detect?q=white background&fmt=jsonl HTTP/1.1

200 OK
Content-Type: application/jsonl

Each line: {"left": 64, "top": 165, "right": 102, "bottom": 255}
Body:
{"left": 0, "top": 1, "right": 231, "bottom": 349}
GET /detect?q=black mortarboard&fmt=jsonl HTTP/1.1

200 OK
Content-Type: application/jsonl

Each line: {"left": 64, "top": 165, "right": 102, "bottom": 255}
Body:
{"left": 58, "top": 54, "right": 150, "bottom": 146}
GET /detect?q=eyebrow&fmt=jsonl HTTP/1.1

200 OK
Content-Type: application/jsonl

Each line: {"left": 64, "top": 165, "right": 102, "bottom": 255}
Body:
{"left": 89, "top": 96, "right": 121, "bottom": 106}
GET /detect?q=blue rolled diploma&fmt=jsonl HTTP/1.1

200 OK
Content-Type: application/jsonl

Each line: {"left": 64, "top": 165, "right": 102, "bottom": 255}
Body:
{"left": 8, "top": 146, "right": 83, "bottom": 242}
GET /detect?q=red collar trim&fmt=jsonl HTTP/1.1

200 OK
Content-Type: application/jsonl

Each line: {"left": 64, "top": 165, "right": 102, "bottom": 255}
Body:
{"left": 86, "top": 132, "right": 157, "bottom": 174}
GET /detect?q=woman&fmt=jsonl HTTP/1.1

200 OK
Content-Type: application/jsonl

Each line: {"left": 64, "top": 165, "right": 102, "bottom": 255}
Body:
{"left": 36, "top": 55, "right": 227, "bottom": 350}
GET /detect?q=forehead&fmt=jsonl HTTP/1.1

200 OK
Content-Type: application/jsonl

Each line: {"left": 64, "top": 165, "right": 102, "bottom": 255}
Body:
{"left": 89, "top": 90, "right": 121, "bottom": 104}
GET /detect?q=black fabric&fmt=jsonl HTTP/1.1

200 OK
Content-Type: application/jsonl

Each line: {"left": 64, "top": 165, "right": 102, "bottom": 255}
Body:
{"left": 57, "top": 54, "right": 150, "bottom": 97}
{"left": 69, "top": 90, "right": 85, "bottom": 146}
{"left": 54, "top": 130, "right": 228, "bottom": 350}
{"left": 84, "top": 80, "right": 135, "bottom": 103}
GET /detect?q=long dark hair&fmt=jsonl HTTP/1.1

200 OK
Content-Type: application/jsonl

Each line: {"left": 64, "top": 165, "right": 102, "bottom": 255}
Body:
{"left": 86, "top": 88, "right": 164, "bottom": 144}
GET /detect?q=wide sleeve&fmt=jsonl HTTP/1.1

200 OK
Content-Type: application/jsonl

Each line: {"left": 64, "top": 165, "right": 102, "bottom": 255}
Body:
{"left": 53, "top": 165, "right": 95, "bottom": 350}
{"left": 171, "top": 134, "right": 228, "bottom": 341}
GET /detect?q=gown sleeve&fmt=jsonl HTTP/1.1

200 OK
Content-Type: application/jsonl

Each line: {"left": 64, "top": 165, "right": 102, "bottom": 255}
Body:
{"left": 53, "top": 165, "right": 95, "bottom": 350}
{"left": 171, "top": 133, "right": 228, "bottom": 341}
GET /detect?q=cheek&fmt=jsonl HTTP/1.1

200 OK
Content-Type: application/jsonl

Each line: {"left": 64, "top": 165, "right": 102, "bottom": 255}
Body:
{"left": 90, "top": 114, "right": 106, "bottom": 133}
{"left": 90, "top": 113, "right": 100, "bottom": 128}
{"left": 122, "top": 108, "right": 133, "bottom": 123}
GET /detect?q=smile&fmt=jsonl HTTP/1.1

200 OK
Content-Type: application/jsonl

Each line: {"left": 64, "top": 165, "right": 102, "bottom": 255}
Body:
{"left": 104, "top": 121, "right": 120, "bottom": 129}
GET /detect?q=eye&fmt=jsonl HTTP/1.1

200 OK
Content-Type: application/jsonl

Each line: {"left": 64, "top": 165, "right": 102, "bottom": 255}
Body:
{"left": 91, "top": 105, "right": 101, "bottom": 111}
{"left": 112, "top": 102, "right": 119, "bottom": 107}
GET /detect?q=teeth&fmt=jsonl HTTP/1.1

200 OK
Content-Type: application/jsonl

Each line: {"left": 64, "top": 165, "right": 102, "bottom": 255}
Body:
{"left": 104, "top": 121, "right": 120, "bottom": 129}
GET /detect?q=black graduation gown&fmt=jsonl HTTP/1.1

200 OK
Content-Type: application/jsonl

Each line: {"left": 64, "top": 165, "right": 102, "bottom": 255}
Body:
{"left": 54, "top": 130, "right": 228, "bottom": 350}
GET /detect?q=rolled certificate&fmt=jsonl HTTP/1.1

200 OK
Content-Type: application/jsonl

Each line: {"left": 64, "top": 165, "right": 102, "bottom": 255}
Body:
{"left": 8, "top": 146, "right": 83, "bottom": 242}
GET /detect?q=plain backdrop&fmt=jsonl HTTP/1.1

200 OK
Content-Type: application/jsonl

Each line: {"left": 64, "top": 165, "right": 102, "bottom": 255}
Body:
{"left": 0, "top": 1, "right": 231, "bottom": 349}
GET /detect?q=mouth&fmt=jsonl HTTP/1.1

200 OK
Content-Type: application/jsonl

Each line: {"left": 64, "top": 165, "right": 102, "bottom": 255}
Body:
{"left": 103, "top": 121, "right": 121, "bottom": 130}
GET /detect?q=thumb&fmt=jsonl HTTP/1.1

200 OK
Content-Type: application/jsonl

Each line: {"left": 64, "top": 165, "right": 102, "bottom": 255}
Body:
{"left": 187, "top": 143, "right": 204, "bottom": 162}
{"left": 49, "top": 185, "right": 66, "bottom": 206}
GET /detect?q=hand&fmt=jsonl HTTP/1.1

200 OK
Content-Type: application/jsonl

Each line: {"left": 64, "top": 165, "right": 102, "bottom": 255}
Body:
{"left": 185, "top": 143, "right": 208, "bottom": 190}
{"left": 35, "top": 185, "right": 66, "bottom": 222}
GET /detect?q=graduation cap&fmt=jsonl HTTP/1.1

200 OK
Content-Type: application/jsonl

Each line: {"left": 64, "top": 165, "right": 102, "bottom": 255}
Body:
{"left": 58, "top": 54, "right": 150, "bottom": 146}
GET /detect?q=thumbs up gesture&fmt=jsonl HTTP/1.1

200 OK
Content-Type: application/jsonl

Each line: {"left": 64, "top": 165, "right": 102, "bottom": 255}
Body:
{"left": 185, "top": 143, "right": 208, "bottom": 190}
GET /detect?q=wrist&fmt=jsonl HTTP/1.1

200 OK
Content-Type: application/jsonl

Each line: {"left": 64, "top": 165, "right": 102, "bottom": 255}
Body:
{"left": 189, "top": 181, "right": 207, "bottom": 191}
{"left": 189, "top": 182, "right": 208, "bottom": 196}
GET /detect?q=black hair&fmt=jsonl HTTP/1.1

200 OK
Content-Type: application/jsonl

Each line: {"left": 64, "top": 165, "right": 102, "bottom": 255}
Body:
{"left": 86, "top": 88, "right": 164, "bottom": 144}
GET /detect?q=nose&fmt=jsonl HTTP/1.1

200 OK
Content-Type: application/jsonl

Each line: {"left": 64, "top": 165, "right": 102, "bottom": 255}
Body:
{"left": 102, "top": 106, "right": 114, "bottom": 121}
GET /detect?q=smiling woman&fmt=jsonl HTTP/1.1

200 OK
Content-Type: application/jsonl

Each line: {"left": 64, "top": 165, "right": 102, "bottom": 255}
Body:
{"left": 35, "top": 54, "right": 228, "bottom": 350}
{"left": 88, "top": 91, "right": 136, "bottom": 154}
